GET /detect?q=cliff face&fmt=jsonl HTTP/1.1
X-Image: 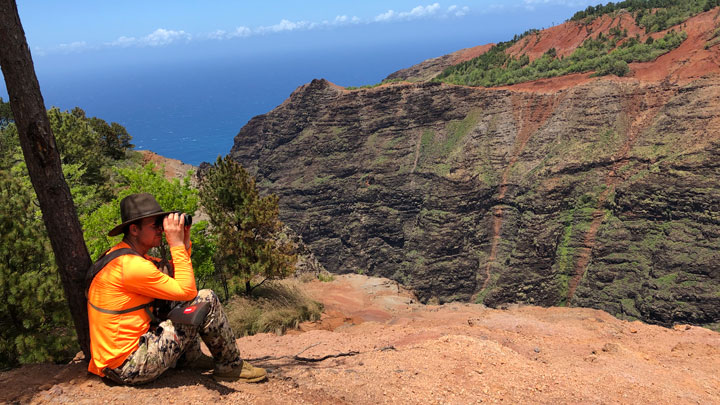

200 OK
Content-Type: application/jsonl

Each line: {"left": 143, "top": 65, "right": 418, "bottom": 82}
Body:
{"left": 229, "top": 9, "right": 720, "bottom": 328}
{"left": 229, "top": 75, "right": 720, "bottom": 327}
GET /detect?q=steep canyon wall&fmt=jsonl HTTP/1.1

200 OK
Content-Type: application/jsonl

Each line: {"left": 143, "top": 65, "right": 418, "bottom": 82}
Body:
{"left": 229, "top": 77, "right": 720, "bottom": 327}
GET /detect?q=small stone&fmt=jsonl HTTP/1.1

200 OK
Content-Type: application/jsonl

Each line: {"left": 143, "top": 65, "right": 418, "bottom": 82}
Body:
{"left": 533, "top": 347, "right": 540, "bottom": 353}
{"left": 602, "top": 343, "right": 619, "bottom": 353}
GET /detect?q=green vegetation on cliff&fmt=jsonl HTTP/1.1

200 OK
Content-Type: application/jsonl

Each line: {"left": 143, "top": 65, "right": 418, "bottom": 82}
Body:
{"left": 435, "top": 29, "right": 686, "bottom": 87}
{"left": 428, "top": 0, "right": 707, "bottom": 88}
{"left": 571, "top": 0, "right": 719, "bottom": 33}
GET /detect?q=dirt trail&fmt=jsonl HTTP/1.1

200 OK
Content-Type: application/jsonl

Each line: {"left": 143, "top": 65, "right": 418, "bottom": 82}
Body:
{"left": 3, "top": 274, "right": 720, "bottom": 404}
{"left": 479, "top": 94, "right": 558, "bottom": 292}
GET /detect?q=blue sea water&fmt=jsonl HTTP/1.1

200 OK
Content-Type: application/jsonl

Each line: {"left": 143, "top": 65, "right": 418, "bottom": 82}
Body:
{"left": 30, "top": 37, "right": 470, "bottom": 166}
{"left": 1, "top": 9, "right": 576, "bottom": 166}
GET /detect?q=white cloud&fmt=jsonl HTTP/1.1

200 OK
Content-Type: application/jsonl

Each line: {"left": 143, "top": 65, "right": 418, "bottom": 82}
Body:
{"left": 257, "top": 19, "right": 317, "bottom": 34}
{"left": 409, "top": 3, "right": 441, "bottom": 17}
{"left": 375, "top": 10, "right": 397, "bottom": 22}
{"left": 206, "top": 26, "right": 251, "bottom": 40}
{"left": 231, "top": 26, "right": 252, "bottom": 38}
{"left": 42, "top": 4, "right": 471, "bottom": 53}
{"left": 56, "top": 41, "right": 89, "bottom": 53}
{"left": 144, "top": 29, "right": 192, "bottom": 46}
{"left": 374, "top": 3, "right": 467, "bottom": 22}
{"left": 207, "top": 29, "right": 227, "bottom": 40}
{"left": 108, "top": 36, "right": 137, "bottom": 48}
{"left": 449, "top": 5, "right": 470, "bottom": 17}
{"left": 107, "top": 28, "right": 191, "bottom": 47}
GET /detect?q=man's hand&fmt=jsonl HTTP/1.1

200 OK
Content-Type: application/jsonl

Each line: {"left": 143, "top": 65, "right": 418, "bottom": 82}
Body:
{"left": 163, "top": 212, "right": 185, "bottom": 248}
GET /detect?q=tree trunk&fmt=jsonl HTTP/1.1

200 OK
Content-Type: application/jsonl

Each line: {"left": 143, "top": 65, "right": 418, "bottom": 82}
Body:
{"left": 0, "top": 0, "right": 91, "bottom": 358}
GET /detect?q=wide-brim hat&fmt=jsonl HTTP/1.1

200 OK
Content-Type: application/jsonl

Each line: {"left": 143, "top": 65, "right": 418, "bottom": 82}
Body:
{"left": 108, "top": 193, "right": 172, "bottom": 236}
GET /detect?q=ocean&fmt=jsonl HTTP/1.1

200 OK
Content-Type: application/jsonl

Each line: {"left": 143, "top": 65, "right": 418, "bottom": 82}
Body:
{"left": 30, "top": 40, "right": 466, "bottom": 166}
{"left": 1, "top": 11, "right": 569, "bottom": 166}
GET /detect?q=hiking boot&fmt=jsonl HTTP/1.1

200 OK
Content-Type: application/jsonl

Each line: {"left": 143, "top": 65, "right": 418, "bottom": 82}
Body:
{"left": 213, "top": 361, "right": 267, "bottom": 383}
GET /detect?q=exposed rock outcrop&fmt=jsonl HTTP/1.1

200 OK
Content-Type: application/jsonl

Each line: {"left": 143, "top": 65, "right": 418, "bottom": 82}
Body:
{"left": 384, "top": 44, "right": 494, "bottom": 82}
{"left": 228, "top": 9, "right": 720, "bottom": 328}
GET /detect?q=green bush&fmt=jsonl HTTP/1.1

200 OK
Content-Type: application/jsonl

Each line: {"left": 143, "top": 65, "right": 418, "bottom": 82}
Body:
{"left": 81, "top": 163, "right": 200, "bottom": 260}
{"left": 0, "top": 108, "right": 138, "bottom": 369}
{"left": 595, "top": 58, "right": 630, "bottom": 77}
{"left": 0, "top": 97, "right": 13, "bottom": 127}
{"left": 0, "top": 107, "right": 205, "bottom": 369}
{"left": 199, "top": 156, "right": 297, "bottom": 298}
{"left": 0, "top": 171, "right": 77, "bottom": 369}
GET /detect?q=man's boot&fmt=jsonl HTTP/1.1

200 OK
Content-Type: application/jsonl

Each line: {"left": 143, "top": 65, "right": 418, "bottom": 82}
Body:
{"left": 213, "top": 361, "right": 267, "bottom": 383}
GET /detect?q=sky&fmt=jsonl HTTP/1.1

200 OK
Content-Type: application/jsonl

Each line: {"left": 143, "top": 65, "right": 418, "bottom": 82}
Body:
{"left": 12, "top": 1, "right": 600, "bottom": 59}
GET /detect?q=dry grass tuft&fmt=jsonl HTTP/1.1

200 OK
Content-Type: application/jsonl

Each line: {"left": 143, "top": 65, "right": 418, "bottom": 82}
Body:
{"left": 224, "top": 280, "right": 323, "bottom": 336}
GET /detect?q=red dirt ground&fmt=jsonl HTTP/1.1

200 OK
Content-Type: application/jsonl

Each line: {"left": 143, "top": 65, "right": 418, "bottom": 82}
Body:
{"left": 2, "top": 275, "right": 720, "bottom": 404}
{"left": 450, "top": 44, "right": 495, "bottom": 65}
{"left": 140, "top": 150, "right": 196, "bottom": 180}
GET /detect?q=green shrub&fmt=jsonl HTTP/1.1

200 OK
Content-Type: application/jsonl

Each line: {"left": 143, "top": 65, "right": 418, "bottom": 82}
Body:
{"left": 595, "top": 58, "right": 630, "bottom": 77}
{"left": 0, "top": 108, "right": 139, "bottom": 369}
{"left": 199, "top": 156, "right": 297, "bottom": 298}
{"left": 317, "top": 271, "right": 335, "bottom": 282}
{"left": 571, "top": 0, "right": 714, "bottom": 33}
{"left": 0, "top": 171, "right": 77, "bottom": 369}
{"left": 0, "top": 106, "right": 209, "bottom": 369}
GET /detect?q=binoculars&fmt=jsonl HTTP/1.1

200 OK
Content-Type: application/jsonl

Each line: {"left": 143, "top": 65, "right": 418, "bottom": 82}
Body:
{"left": 154, "top": 212, "right": 193, "bottom": 227}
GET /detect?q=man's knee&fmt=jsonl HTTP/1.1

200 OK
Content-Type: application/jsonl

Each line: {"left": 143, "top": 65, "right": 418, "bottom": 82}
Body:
{"left": 196, "top": 289, "right": 220, "bottom": 303}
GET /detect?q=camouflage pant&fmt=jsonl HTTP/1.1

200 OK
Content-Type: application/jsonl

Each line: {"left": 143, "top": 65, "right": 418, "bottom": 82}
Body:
{"left": 107, "top": 289, "right": 243, "bottom": 385}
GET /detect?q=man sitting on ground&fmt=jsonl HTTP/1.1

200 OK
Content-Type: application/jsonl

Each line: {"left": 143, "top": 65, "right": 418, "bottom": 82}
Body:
{"left": 86, "top": 192, "right": 266, "bottom": 385}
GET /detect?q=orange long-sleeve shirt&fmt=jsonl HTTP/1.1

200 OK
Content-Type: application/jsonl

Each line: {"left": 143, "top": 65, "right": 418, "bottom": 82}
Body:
{"left": 87, "top": 241, "right": 196, "bottom": 377}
